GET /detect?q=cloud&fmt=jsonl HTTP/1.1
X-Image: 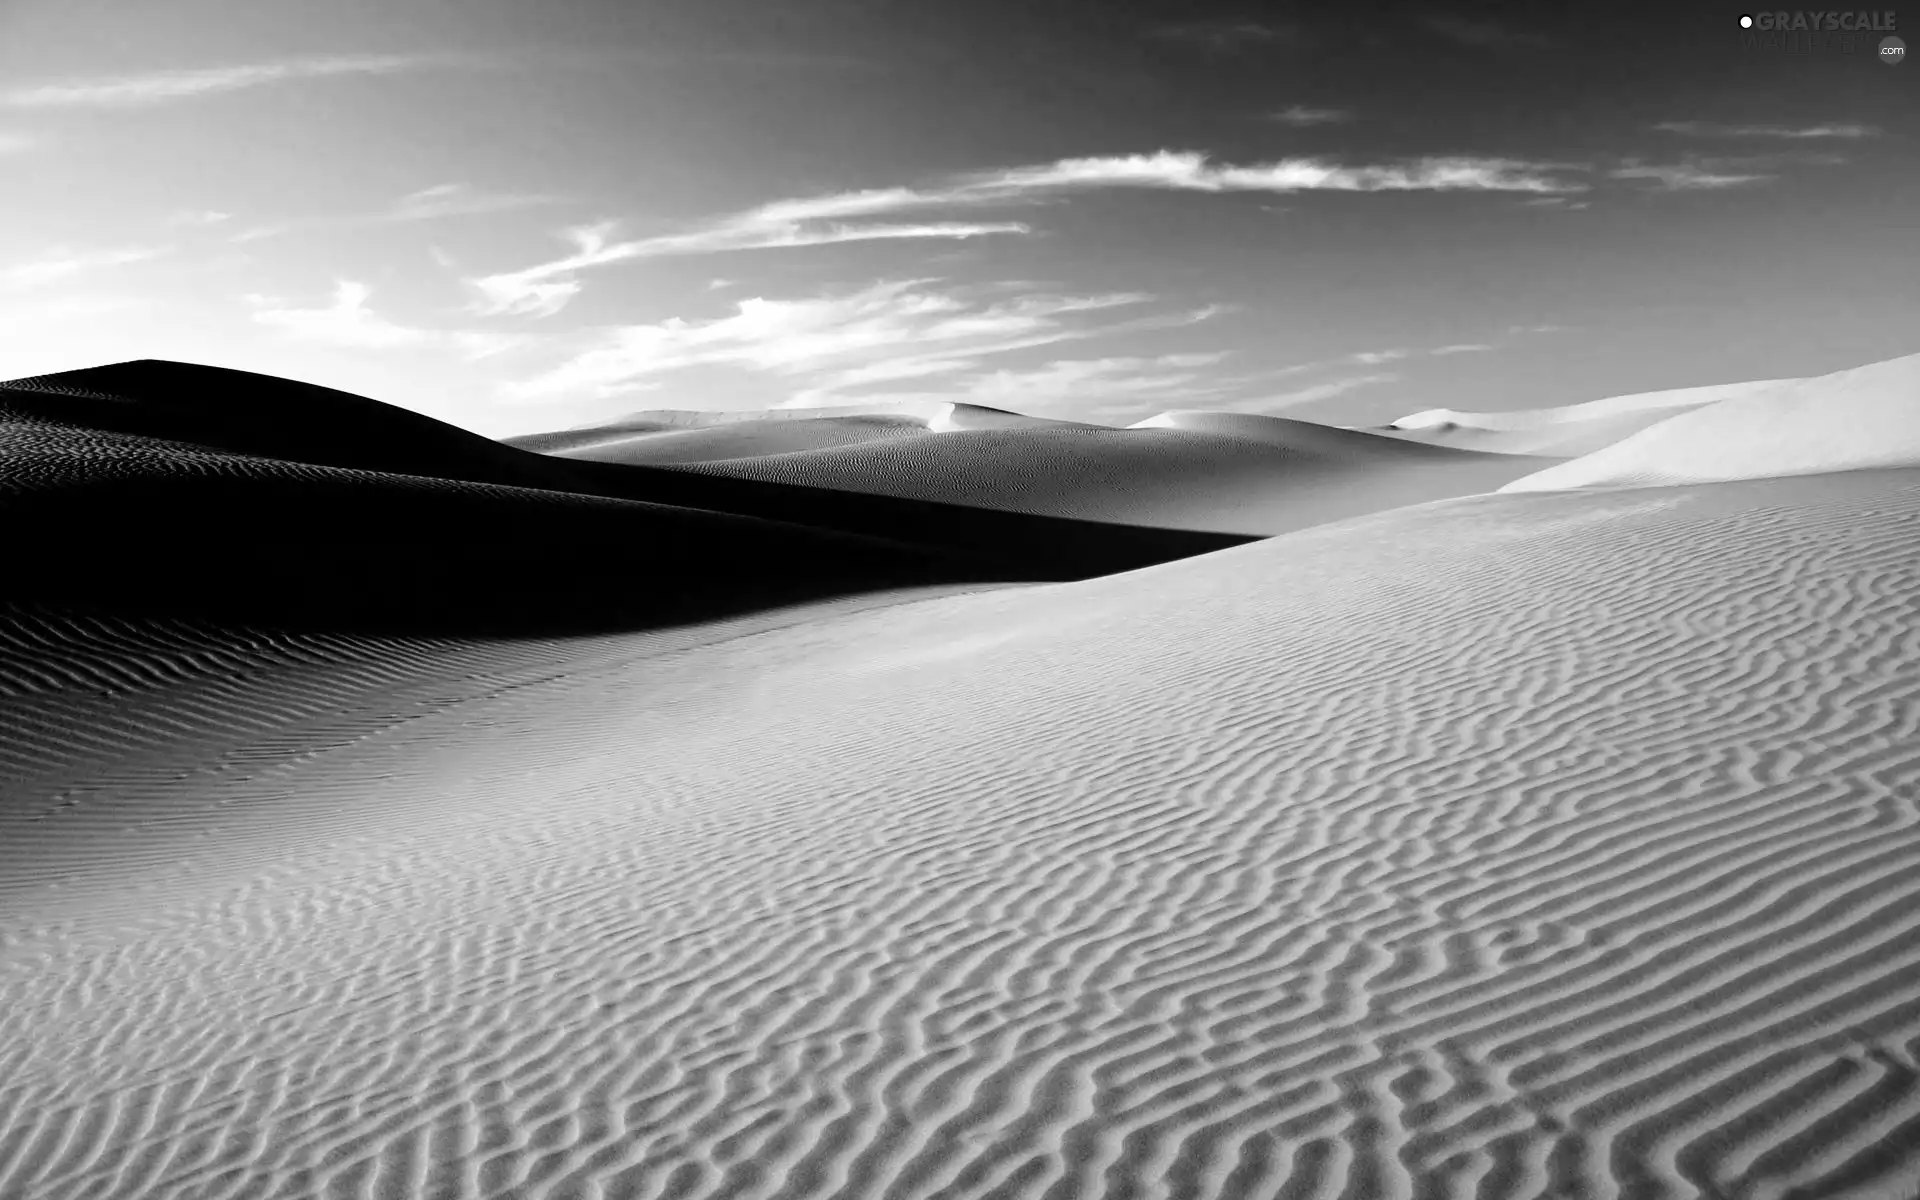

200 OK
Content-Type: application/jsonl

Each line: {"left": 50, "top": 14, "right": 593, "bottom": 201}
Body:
{"left": 0, "top": 131, "right": 34, "bottom": 153}
{"left": 1, "top": 245, "right": 169, "bottom": 287}
{"left": 473, "top": 150, "right": 1586, "bottom": 316}
{"left": 249, "top": 281, "right": 433, "bottom": 349}
{"left": 471, "top": 216, "right": 1030, "bottom": 316}
{"left": 1609, "top": 161, "right": 1773, "bottom": 190}
{"left": 973, "top": 151, "right": 1581, "bottom": 195}
{"left": 1, "top": 53, "right": 447, "bottom": 109}
{"left": 1429, "top": 343, "right": 1494, "bottom": 355}
{"left": 249, "top": 280, "right": 528, "bottom": 359}
{"left": 1241, "top": 372, "right": 1402, "bottom": 412}
{"left": 1152, "top": 21, "right": 1304, "bottom": 51}
{"left": 387, "top": 183, "right": 561, "bottom": 221}
{"left": 1267, "top": 105, "right": 1353, "bottom": 127}
{"left": 1421, "top": 16, "right": 1557, "bottom": 49}
{"left": 165, "top": 209, "right": 234, "bottom": 227}
{"left": 503, "top": 280, "right": 1224, "bottom": 405}
{"left": 1654, "top": 121, "right": 1879, "bottom": 139}
{"left": 1346, "top": 348, "right": 1409, "bottom": 366}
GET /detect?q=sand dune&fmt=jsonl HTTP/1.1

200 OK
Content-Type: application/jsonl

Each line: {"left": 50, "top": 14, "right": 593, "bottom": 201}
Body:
{"left": 511, "top": 415, "right": 937, "bottom": 464}
{"left": 0, "top": 367, "right": 998, "bottom": 636}
{"left": 1, "top": 362, "right": 1256, "bottom": 616}
{"left": 1375, "top": 378, "right": 1793, "bottom": 457}
{"left": 536, "top": 418, "right": 1550, "bottom": 537}
{"left": 1502, "top": 352, "right": 1920, "bottom": 492}
{"left": 4, "top": 355, "right": 1919, "bottom": 1199}
{"left": 3, "top": 459, "right": 1918, "bottom": 1198}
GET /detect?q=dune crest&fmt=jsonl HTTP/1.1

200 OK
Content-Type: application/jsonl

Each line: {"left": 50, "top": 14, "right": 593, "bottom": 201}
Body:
{"left": 1502, "top": 352, "right": 1920, "bottom": 492}
{"left": 1380, "top": 378, "right": 1792, "bottom": 456}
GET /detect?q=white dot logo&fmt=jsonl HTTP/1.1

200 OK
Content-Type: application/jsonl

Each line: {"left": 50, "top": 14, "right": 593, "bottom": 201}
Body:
{"left": 1882, "top": 35, "right": 1907, "bottom": 64}
{"left": 1739, "top": 14, "right": 1754, "bottom": 28}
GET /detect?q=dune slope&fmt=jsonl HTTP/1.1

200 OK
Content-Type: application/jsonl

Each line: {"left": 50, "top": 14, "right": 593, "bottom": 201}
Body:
{"left": 3, "top": 464, "right": 1917, "bottom": 1199}
{"left": 1, "top": 362, "right": 1257, "bottom": 606}
{"left": 561, "top": 423, "right": 1552, "bottom": 537}
{"left": 1375, "top": 378, "right": 1794, "bottom": 457}
{"left": 1502, "top": 352, "right": 1920, "bottom": 492}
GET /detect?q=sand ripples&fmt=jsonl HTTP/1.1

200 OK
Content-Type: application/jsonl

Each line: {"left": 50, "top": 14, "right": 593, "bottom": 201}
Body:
{"left": 3, "top": 470, "right": 1918, "bottom": 1199}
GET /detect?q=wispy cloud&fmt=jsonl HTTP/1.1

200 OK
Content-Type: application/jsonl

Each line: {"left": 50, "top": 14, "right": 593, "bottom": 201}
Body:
{"left": 504, "top": 279, "right": 1224, "bottom": 405}
{"left": 387, "top": 183, "right": 562, "bottom": 222}
{"left": 1346, "top": 348, "right": 1410, "bottom": 366}
{"left": 1420, "top": 15, "right": 1557, "bottom": 49}
{"left": 1152, "top": 20, "right": 1305, "bottom": 51}
{"left": 1430, "top": 343, "right": 1494, "bottom": 355}
{"left": 472, "top": 217, "right": 1030, "bottom": 317}
{"left": 1242, "top": 372, "right": 1402, "bottom": 412}
{"left": 1610, "top": 161, "right": 1773, "bottom": 190}
{"left": 974, "top": 151, "right": 1581, "bottom": 195}
{"left": 1266, "top": 105, "right": 1354, "bottom": 127}
{"left": 1, "top": 245, "right": 169, "bottom": 287}
{"left": 164, "top": 209, "right": 234, "bottom": 228}
{"left": 0, "top": 131, "right": 34, "bottom": 154}
{"left": 1, "top": 53, "right": 448, "bottom": 109}
{"left": 474, "top": 150, "right": 1587, "bottom": 316}
{"left": 249, "top": 280, "right": 530, "bottom": 358}
{"left": 1654, "top": 120, "right": 1879, "bottom": 139}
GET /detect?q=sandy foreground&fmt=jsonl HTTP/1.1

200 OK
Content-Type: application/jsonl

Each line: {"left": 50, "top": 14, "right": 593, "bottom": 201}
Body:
{"left": 2, "top": 358, "right": 1918, "bottom": 1200}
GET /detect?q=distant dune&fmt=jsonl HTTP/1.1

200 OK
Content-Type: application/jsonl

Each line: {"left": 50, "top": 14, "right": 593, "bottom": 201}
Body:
{"left": 1501, "top": 352, "right": 1920, "bottom": 492}
{"left": 3, "top": 353, "right": 1918, "bottom": 1200}
{"left": 1376, "top": 378, "right": 1791, "bottom": 456}
{"left": 508, "top": 414, "right": 936, "bottom": 463}
{"left": 524, "top": 407, "right": 1551, "bottom": 537}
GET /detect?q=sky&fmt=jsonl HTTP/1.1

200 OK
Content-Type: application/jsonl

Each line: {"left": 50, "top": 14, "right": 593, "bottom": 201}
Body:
{"left": 0, "top": 0, "right": 1913, "bottom": 436}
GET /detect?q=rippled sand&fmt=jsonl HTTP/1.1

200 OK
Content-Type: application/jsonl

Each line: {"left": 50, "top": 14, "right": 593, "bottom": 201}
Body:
{"left": 3, "top": 359, "right": 1918, "bottom": 1199}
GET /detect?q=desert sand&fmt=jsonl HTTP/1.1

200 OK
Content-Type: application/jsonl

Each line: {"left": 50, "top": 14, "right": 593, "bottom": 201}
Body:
{"left": 3, "top": 354, "right": 1918, "bottom": 1200}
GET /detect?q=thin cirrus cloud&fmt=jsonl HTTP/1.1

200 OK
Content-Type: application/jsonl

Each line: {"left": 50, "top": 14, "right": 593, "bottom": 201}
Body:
{"left": 1, "top": 245, "right": 170, "bottom": 287}
{"left": 473, "top": 150, "right": 1588, "bottom": 317}
{"left": 1654, "top": 121, "right": 1880, "bottom": 139}
{"left": 1609, "top": 161, "right": 1774, "bottom": 190}
{"left": 0, "top": 53, "right": 455, "bottom": 109}
{"left": 219, "top": 184, "right": 564, "bottom": 248}
{"left": 1266, "top": 106, "right": 1354, "bottom": 127}
{"left": 1420, "top": 16, "right": 1557, "bottom": 49}
{"left": 472, "top": 217, "right": 1030, "bottom": 317}
{"left": 1151, "top": 21, "right": 1306, "bottom": 51}
{"left": 503, "top": 279, "right": 1227, "bottom": 405}
{"left": 386, "top": 183, "right": 563, "bottom": 222}
{"left": 1236, "top": 372, "right": 1403, "bottom": 414}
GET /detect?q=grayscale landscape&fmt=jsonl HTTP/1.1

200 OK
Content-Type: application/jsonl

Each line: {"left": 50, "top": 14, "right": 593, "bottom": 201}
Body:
{"left": 1, "top": 3, "right": 1915, "bottom": 1198}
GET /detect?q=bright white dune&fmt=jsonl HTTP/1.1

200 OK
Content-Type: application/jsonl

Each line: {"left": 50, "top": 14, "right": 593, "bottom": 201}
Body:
{"left": 1501, "top": 351, "right": 1920, "bottom": 492}
{"left": 1378, "top": 378, "right": 1791, "bottom": 456}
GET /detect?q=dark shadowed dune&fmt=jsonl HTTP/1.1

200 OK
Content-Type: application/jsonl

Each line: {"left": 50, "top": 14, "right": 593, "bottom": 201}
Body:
{"left": 0, "top": 362, "right": 1261, "bottom": 636}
